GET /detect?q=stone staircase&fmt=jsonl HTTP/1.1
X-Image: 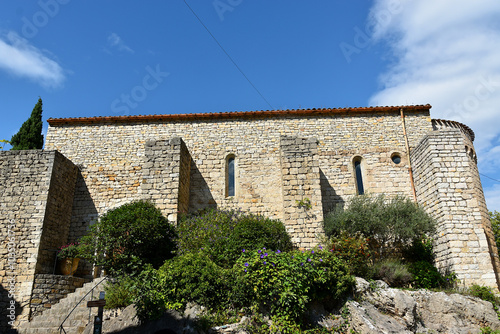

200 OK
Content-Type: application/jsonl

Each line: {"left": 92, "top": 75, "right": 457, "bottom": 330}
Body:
{"left": 18, "top": 277, "right": 108, "bottom": 334}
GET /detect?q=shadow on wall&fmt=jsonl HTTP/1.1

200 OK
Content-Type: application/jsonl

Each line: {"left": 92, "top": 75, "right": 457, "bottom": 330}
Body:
{"left": 0, "top": 283, "right": 21, "bottom": 333}
{"left": 188, "top": 158, "right": 216, "bottom": 213}
{"left": 320, "top": 168, "right": 344, "bottom": 217}
{"left": 70, "top": 170, "right": 98, "bottom": 277}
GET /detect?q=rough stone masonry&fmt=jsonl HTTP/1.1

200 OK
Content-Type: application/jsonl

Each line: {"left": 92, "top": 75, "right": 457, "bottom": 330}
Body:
{"left": 1, "top": 104, "right": 499, "bottom": 329}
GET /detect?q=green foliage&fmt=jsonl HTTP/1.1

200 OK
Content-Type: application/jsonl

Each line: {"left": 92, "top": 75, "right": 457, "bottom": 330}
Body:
{"left": 402, "top": 236, "right": 435, "bottom": 263}
{"left": 490, "top": 211, "right": 500, "bottom": 256}
{"left": 134, "top": 252, "right": 233, "bottom": 321}
{"left": 296, "top": 198, "right": 312, "bottom": 210}
{"left": 408, "top": 261, "right": 444, "bottom": 289}
{"left": 104, "top": 276, "right": 137, "bottom": 309}
{"left": 324, "top": 195, "right": 436, "bottom": 259}
{"left": 177, "top": 209, "right": 292, "bottom": 268}
{"left": 369, "top": 259, "right": 413, "bottom": 287}
{"left": 481, "top": 326, "right": 500, "bottom": 334}
{"left": 0, "top": 139, "right": 10, "bottom": 150}
{"left": 134, "top": 246, "right": 354, "bottom": 329}
{"left": 79, "top": 200, "right": 177, "bottom": 276}
{"left": 10, "top": 98, "right": 44, "bottom": 150}
{"left": 235, "top": 246, "right": 354, "bottom": 324}
{"left": 469, "top": 284, "right": 499, "bottom": 305}
{"left": 326, "top": 231, "right": 372, "bottom": 276}
{"left": 56, "top": 242, "right": 81, "bottom": 259}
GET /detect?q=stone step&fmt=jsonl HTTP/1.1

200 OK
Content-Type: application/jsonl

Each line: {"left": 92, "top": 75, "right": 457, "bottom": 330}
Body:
{"left": 18, "top": 277, "right": 108, "bottom": 334}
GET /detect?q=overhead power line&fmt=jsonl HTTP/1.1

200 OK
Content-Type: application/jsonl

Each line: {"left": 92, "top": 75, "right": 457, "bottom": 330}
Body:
{"left": 480, "top": 173, "right": 500, "bottom": 183}
{"left": 182, "top": 0, "right": 274, "bottom": 110}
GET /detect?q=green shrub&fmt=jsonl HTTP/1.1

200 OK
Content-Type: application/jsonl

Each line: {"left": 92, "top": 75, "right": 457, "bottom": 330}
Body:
{"left": 469, "top": 284, "right": 499, "bottom": 305}
{"left": 79, "top": 200, "right": 177, "bottom": 276}
{"left": 324, "top": 195, "right": 436, "bottom": 259}
{"left": 402, "top": 236, "right": 435, "bottom": 263}
{"left": 369, "top": 259, "right": 413, "bottom": 287}
{"left": 177, "top": 209, "right": 292, "bottom": 268}
{"left": 104, "top": 276, "right": 137, "bottom": 309}
{"left": 408, "top": 261, "right": 444, "bottom": 289}
{"left": 490, "top": 211, "right": 500, "bottom": 257}
{"left": 235, "top": 246, "right": 354, "bottom": 324}
{"left": 135, "top": 252, "right": 233, "bottom": 321}
{"left": 326, "top": 231, "right": 372, "bottom": 276}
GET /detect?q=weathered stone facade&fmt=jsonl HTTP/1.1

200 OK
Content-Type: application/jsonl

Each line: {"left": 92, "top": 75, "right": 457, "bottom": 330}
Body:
{"left": 0, "top": 150, "right": 77, "bottom": 330}
{"left": 412, "top": 123, "right": 500, "bottom": 287}
{"left": 2, "top": 104, "right": 499, "bottom": 329}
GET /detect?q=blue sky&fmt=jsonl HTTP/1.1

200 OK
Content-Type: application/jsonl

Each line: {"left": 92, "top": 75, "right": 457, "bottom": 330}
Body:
{"left": 1, "top": 1, "right": 499, "bottom": 212}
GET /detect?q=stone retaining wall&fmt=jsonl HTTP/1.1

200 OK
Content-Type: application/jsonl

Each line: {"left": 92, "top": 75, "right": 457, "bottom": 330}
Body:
{"left": 29, "top": 274, "right": 87, "bottom": 318}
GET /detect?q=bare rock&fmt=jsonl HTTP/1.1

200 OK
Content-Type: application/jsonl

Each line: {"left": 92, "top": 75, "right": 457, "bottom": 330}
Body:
{"left": 347, "top": 300, "right": 412, "bottom": 334}
{"left": 350, "top": 277, "right": 500, "bottom": 334}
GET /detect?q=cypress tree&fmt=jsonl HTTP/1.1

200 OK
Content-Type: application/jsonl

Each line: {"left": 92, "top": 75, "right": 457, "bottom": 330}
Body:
{"left": 10, "top": 98, "right": 44, "bottom": 150}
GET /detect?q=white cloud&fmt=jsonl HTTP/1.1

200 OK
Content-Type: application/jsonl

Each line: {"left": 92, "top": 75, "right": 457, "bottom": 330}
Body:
{"left": 0, "top": 31, "right": 65, "bottom": 88}
{"left": 367, "top": 0, "right": 500, "bottom": 211}
{"left": 107, "top": 32, "right": 134, "bottom": 54}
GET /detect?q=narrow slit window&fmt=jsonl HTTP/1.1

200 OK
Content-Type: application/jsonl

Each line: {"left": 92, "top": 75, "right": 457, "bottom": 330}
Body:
{"left": 354, "top": 159, "right": 364, "bottom": 195}
{"left": 227, "top": 156, "right": 235, "bottom": 197}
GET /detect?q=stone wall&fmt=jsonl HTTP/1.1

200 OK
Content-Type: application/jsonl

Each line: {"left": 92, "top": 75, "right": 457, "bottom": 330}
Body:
{"left": 0, "top": 150, "right": 77, "bottom": 330}
{"left": 280, "top": 136, "right": 323, "bottom": 247}
{"left": 142, "top": 137, "right": 191, "bottom": 222}
{"left": 37, "top": 152, "right": 79, "bottom": 274}
{"left": 29, "top": 274, "right": 87, "bottom": 318}
{"left": 45, "top": 110, "right": 432, "bottom": 244}
{"left": 412, "top": 128, "right": 499, "bottom": 288}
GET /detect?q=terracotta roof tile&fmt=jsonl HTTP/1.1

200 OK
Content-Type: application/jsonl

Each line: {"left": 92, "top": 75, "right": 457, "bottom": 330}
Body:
{"left": 47, "top": 104, "right": 432, "bottom": 126}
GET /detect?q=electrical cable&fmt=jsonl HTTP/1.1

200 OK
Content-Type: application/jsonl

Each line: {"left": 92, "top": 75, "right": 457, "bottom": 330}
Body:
{"left": 480, "top": 173, "right": 500, "bottom": 183}
{"left": 182, "top": 0, "right": 274, "bottom": 110}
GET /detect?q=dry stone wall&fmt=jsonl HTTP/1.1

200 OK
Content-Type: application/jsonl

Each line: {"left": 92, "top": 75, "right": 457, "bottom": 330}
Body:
{"left": 412, "top": 128, "right": 499, "bottom": 288}
{"left": 0, "top": 150, "right": 77, "bottom": 330}
{"left": 29, "top": 274, "right": 87, "bottom": 318}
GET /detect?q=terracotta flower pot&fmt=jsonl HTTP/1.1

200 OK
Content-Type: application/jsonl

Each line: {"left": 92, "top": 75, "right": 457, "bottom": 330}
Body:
{"left": 58, "top": 258, "right": 80, "bottom": 276}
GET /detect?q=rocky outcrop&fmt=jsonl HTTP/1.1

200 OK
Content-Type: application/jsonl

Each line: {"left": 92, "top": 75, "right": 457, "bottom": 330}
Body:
{"left": 348, "top": 277, "right": 500, "bottom": 333}
{"left": 79, "top": 278, "right": 500, "bottom": 333}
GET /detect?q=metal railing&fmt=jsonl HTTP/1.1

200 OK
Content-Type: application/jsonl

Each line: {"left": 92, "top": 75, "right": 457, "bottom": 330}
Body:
{"left": 59, "top": 276, "right": 108, "bottom": 334}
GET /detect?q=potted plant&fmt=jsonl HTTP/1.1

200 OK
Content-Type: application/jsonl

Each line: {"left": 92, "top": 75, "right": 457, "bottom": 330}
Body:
{"left": 57, "top": 242, "right": 81, "bottom": 276}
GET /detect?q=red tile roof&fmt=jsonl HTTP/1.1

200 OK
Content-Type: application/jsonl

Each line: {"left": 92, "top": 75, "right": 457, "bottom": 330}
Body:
{"left": 47, "top": 104, "right": 432, "bottom": 126}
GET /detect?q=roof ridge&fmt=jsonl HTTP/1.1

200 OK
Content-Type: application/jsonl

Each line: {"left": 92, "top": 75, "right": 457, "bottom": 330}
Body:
{"left": 47, "top": 104, "right": 432, "bottom": 126}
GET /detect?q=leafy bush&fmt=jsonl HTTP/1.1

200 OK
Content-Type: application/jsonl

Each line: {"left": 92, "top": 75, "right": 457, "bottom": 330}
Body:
{"left": 177, "top": 209, "right": 292, "bottom": 268}
{"left": 79, "top": 200, "right": 177, "bottom": 276}
{"left": 407, "top": 261, "right": 444, "bottom": 289}
{"left": 326, "top": 231, "right": 372, "bottom": 276}
{"left": 402, "top": 236, "right": 435, "bottom": 263}
{"left": 369, "top": 259, "right": 413, "bottom": 287}
{"left": 135, "top": 252, "right": 233, "bottom": 320}
{"left": 57, "top": 242, "right": 81, "bottom": 259}
{"left": 104, "top": 276, "right": 137, "bottom": 309}
{"left": 235, "top": 246, "right": 354, "bottom": 324}
{"left": 490, "top": 211, "right": 500, "bottom": 257}
{"left": 324, "top": 195, "right": 436, "bottom": 259}
{"left": 469, "top": 284, "right": 499, "bottom": 305}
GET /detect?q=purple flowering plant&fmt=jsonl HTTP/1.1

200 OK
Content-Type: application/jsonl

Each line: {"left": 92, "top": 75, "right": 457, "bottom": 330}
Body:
{"left": 176, "top": 208, "right": 292, "bottom": 268}
{"left": 235, "top": 246, "right": 354, "bottom": 322}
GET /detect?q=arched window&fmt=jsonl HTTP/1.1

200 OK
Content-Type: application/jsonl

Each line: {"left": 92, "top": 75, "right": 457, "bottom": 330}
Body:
{"left": 353, "top": 157, "right": 365, "bottom": 195}
{"left": 226, "top": 155, "right": 235, "bottom": 197}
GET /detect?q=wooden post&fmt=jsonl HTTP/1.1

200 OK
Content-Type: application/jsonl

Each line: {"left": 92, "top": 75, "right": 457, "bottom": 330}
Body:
{"left": 87, "top": 291, "right": 106, "bottom": 334}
